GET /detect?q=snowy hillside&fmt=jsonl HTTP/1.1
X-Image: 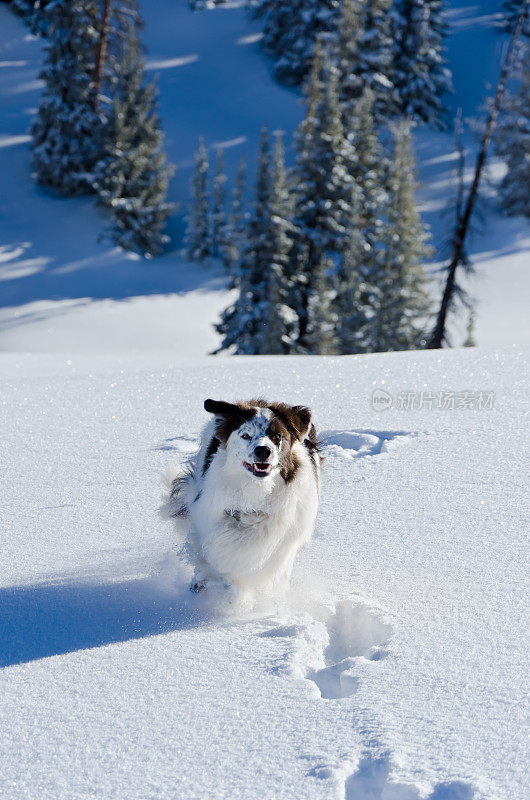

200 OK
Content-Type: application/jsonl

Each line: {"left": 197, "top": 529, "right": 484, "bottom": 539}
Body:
{"left": 1, "top": 346, "right": 528, "bottom": 799}
{"left": 0, "top": 0, "right": 529, "bottom": 353}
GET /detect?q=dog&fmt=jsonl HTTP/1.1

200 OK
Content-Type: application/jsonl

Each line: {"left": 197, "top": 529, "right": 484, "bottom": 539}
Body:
{"left": 162, "top": 399, "right": 321, "bottom": 595}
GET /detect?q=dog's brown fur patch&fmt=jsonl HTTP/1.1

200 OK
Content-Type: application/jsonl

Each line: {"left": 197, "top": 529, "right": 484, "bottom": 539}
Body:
{"left": 203, "top": 398, "right": 319, "bottom": 484}
{"left": 204, "top": 399, "right": 256, "bottom": 446}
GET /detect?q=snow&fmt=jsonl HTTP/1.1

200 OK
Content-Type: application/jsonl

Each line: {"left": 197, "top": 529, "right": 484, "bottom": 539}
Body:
{"left": 1, "top": 6, "right": 529, "bottom": 795}
{"left": 0, "top": 0, "right": 529, "bottom": 353}
{"left": 1, "top": 346, "right": 529, "bottom": 799}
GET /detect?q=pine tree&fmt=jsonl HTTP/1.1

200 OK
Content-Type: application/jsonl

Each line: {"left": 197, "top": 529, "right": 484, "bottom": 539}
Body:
{"left": 215, "top": 127, "right": 273, "bottom": 353}
{"left": 501, "top": 0, "right": 530, "bottom": 35}
{"left": 463, "top": 310, "right": 476, "bottom": 347}
{"left": 343, "top": 88, "right": 386, "bottom": 251}
{"left": 11, "top": 1, "right": 50, "bottom": 34}
{"left": 368, "top": 120, "right": 431, "bottom": 351}
{"left": 31, "top": 0, "right": 103, "bottom": 195}
{"left": 224, "top": 156, "right": 246, "bottom": 278}
{"left": 211, "top": 149, "right": 228, "bottom": 260}
{"left": 186, "top": 137, "right": 210, "bottom": 262}
{"left": 94, "top": 21, "right": 174, "bottom": 256}
{"left": 303, "top": 253, "right": 337, "bottom": 354}
{"left": 334, "top": 87, "right": 387, "bottom": 353}
{"left": 215, "top": 129, "right": 296, "bottom": 354}
{"left": 495, "top": 44, "right": 530, "bottom": 217}
{"left": 335, "top": 0, "right": 398, "bottom": 121}
{"left": 393, "top": 0, "right": 452, "bottom": 127}
{"left": 334, "top": 185, "right": 373, "bottom": 353}
{"left": 255, "top": 0, "right": 341, "bottom": 86}
{"left": 289, "top": 42, "right": 353, "bottom": 353}
{"left": 261, "top": 132, "right": 297, "bottom": 354}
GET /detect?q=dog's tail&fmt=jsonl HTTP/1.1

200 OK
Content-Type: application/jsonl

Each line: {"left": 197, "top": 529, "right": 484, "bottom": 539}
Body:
{"left": 159, "top": 463, "right": 194, "bottom": 520}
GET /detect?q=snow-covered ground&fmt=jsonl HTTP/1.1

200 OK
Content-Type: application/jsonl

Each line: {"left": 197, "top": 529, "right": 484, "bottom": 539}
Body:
{"left": 0, "top": 0, "right": 529, "bottom": 353}
{"left": 1, "top": 6, "right": 529, "bottom": 796}
{"left": 1, "top": 346, "right": 528, "bottom": 799}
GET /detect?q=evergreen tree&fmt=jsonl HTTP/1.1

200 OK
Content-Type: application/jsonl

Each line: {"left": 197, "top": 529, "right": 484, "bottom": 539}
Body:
{"left": 31, "top": 0, "right": 103, "bottom": 195}
{"left": 186, "top": 137, "right": 210, "bottom": 262}
{"left": 255, "top": 0, "right": 341, "bottom": 86}
{"left": 215, "top": 127, "right": 273, "bottom": 353}
{"left": 368, "top": 120, "right": 431, "bottom": 351}
{"left": 501, "top": 0, "right": 530, "bottom": 35}
{"left": 94, "top": 21, "right": 174, "bottom": 256}
{"left": 211, "top": 149, "right": 228, "bottom": 260}
{"left": 215, "top": 129, "right": 296, "bottom": 354}
{"left": 335, "top": 0, "right": 398, "bottom": 121}
{"left": 261, "top": 132, "right": 297, "bottom": 354}
{"left": 393, "top": 0, "right": 452, "bottom": 127}
{"left": 463, "top": 310, "right": 476, "bottom": 347}
{"left": 334, "top": 88, "right": 387, "bottom": 353}
{"left": 495, "top": 44, "right": 530, "bottom": 217}
{"left": 334, "top": 185, "right": 373, "bottom": 353}
{"left": 289, "top": 42, "right": 353, "bottom": 353}
{"left": 303, "top": 253, "right": 337, "bottom": 354}
{"left": 11, "top": 1, "right": 50, "bottom": 33}
{"left": 343, "top": 88, "right": 386, "bottom": 251}
{"left": 224, "top": 156, "right": 246, "bottom": 278}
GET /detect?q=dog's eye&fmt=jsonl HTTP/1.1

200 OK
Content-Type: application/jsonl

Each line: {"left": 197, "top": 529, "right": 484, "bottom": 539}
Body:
{"left": 241, "top": 433, "right": 251, "bottom": 440}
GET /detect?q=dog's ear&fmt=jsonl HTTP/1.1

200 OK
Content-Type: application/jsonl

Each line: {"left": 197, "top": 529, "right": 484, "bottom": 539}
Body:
{"left": 204, "top": 399, "right": 243, "bottom": 418}
{"left": 204, "top": 399, "right": 255, "bottom": 446}
{"left": 290, "top": 405, "right": 312, "bottom": 441}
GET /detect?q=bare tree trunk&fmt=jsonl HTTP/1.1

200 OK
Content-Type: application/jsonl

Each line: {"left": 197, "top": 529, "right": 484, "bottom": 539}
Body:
{"left": 93, "top": 0, "right": 112, "bottom": 113}
{"left": 428, "top": 0, "right": 529, "bottom": 349}
{"left": 454, "top": 108, "right": 465, "bottom": 229}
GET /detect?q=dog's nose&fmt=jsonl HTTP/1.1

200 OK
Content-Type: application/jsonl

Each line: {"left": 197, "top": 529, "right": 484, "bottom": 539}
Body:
{"left": 254, "top": 445, "right": 271, "bottom": 461}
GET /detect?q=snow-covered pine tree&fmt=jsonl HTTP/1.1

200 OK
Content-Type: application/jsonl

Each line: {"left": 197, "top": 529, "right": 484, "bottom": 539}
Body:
{"left": 215, "top": 127, "right": 274, "bottom": 353}
{"left": 31, "top": 0, "right": 103, "bottom": 195}
{"left": 501, "top": 0, "right": 530, "bottom": 35}
{"left": 495, "top": 43, "right": 530, "bottom": 217}
{"left": 366, "top": 120, "right": 431, "bottom": 351}
{"left": 260, "top": 132, "right": 297, "bottom": 354}
{"left": 335, "top": 0, "right": 398, "bottom": 121}
{"left": 334, "top": 87, "right": 387, "bottom": 353}
{"left": 254, "top": 0, "right": 340, "bottom": 86}
{"left": 10, "top": 0, "right": 49, "bottom": 32}
{"left": 94, "top": 20, "right": 174, "bottom": 256}
{"left": 392, "top": 0, "right": 452, "bottom": 127}
{"left": 463, "top": 310, "right": 476, "bottom": 347}
{"left": 334, "top": 185, "right": 373, "bottom": 353}
{"left": 303, "top": 253, "right": 337, "bottom": 354}
{"left": 211, "top": 149, "right": 228, "bottom": 260}
{"left": 342, "top": 87, "right": 385, "bottom": 243}
{"left": 289, "top": 41, "right": 352, "bottom": 353}
{"left": 224, "top": 156, "right": 246, "bottom": 278}
{"left": 186, "top": 137, "right": 211, "bottom": 262}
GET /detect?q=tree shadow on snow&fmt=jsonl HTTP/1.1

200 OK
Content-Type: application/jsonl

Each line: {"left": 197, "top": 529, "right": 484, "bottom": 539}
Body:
{"left": 0, "top": 575, "right": 208, "bottom": 668}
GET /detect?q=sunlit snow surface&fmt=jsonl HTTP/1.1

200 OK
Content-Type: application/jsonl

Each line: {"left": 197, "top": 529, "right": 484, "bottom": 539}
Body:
{"left": 1, "top": 347, "right": 528, "bottom": 799}
{"left": 0, "top": 1, "right": 529, "bottom": 353}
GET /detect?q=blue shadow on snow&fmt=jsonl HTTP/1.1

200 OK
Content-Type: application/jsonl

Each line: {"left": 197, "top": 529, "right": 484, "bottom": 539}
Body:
{"left": 0, "top": 577, "right": 207, "bottom": 668}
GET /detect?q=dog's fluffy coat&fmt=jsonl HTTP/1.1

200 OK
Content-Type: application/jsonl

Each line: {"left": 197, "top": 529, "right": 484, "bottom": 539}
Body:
{"left": 162, "top": 399, "right": 321, "bottom": 593}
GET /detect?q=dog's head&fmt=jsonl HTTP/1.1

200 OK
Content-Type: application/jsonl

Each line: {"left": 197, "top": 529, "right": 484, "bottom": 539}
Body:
{"left": 204, "top": 399, "right": 312, "bottom": 481}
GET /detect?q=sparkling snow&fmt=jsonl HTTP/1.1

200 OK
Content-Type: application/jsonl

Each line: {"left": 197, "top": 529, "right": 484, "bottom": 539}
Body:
{"left": 1, "top": 347, "right": 528, "bottom": 799}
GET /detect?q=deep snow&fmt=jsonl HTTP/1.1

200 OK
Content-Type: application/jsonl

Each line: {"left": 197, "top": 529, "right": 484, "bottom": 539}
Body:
{"left": 1, "top": 3, "right": 529, "bottom": 797}
{"left": 1, "top": 346, "right": 528, "bottom": 799}
{"left": 0, "top": 0, "right": 529, "bottom": 353}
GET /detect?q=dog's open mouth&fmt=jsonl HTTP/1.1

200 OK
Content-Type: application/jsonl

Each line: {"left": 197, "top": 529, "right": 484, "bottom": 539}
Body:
{"left": 243, "top": 461, "right": 273, "bottom": 477}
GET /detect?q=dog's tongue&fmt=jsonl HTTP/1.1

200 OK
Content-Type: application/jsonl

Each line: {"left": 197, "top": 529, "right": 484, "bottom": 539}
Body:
{"left": 243, "top": 461, "right": 272, "bottom": 476}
